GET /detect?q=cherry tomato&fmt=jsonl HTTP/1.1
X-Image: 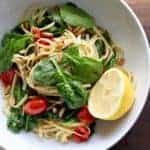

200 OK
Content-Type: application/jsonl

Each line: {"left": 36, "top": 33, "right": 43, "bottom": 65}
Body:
{"left": 0, "top": 69, "right": 15, "bottom": 86}
{"left": 32, "top": 27, "right": 41, "bottom": 39}
{"left": 40, "top": 32, "right": 53, "bottom": 40}
{"left": 23, "top": 97, "right": 48, "bottom": 115}
{"left": 38, "top": 39, "right": 50, "bottom": 46}
{"left": 32, "top": 27, "right": 54, "bottom": 40}
{"left": 73, "top": 126, "right": 91, "bottom": 142}
{"left": 77, "top": 106, "right": 95, "bottom": 124}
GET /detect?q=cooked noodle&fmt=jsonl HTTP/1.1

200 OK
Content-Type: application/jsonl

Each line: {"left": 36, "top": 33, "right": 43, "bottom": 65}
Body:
{"left": 33, "top": 119, "right": 85, "bottom": 143}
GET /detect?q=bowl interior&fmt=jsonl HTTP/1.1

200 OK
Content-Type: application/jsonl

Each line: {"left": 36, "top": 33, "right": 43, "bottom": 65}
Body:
{"left": 0, "top": 0, "right": 149, "bottom": 150}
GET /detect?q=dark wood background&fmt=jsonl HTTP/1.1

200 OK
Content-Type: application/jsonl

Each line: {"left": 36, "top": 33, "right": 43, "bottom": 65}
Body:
{"left": 111, "top": 0, "right": 150, "bottom": 149}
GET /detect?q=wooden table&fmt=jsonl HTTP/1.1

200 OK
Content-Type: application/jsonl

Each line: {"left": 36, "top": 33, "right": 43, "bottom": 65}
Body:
{"left": 111, "top": 0, "right": 150, "bottom": 149}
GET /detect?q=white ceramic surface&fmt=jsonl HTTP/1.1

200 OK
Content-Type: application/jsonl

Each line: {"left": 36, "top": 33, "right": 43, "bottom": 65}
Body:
{"left": 0, "top": 0, "right": 149, "bottom": 150}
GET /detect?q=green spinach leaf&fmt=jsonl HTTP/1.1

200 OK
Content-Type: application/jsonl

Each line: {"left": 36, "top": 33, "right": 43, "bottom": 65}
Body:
{"left": 60, "top": 3, "right": 95, "bottom": 29}
{"left": 29, "top": 8, "right": 50, "bottom": 27}
{"left": 95, "top": 39, "right": 105, "bottom": 57}
{"left": 64, "top": 53, "right": 103, "bottom": 84}
{"left": 7, "top": 108, "right": 25, "bottom": 133}
{"left": 32, "top": 58, "right": 57, "bottom": 86}
{"left": 64, "top": 44, "right": 79, "bottom": 56}
{"left": 48, "top": 25, "right": 66, "bottom": 36}
{"left": 48, "top": 8, "right": 66, "bottom": 36}
{"left": 0, "top": 33, "right": 33, "bottom": 72}
{"left": 62, "top": 44, "right": 79, "bottom": 65}
{"left": 105, "top": 54, "right": 117, "bottom": 70}
{"left": 13, "top": 82, "right": 27, "bottom": 103}
{"left": 24, "top": 115, "right": 37, "bottom": 132}
{"left": 7, "top": 108, "right": 37, "bottom": 133}
{"left": 63, "top": 118, "right": 78, "bottom": 124}
{"left": 51, "top": 58, "right": 88, "bottom": 109}
{"left": 63, "top": 109, "right": 78, "bottom": 122}
{"left": 51, "top": 7, "right": 64, "bottom": 25}
{"left": 1, "top": 33, "right": 32, "bottom": 51}
{"left": 56, "top": 81, "right": 88, "bottom": 109}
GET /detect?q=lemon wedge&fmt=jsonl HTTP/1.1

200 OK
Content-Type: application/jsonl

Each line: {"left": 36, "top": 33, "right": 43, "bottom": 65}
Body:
{"left": 88, "top": 68, "right": 135, "bottom": 120}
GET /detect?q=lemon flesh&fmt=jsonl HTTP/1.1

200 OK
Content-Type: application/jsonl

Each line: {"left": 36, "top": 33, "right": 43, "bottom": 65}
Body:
{"left": 88, "top": 68, "right": 134, "bottom": 120}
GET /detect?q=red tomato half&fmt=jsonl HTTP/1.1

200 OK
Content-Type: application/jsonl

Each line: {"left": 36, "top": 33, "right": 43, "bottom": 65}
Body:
{"left": 23, "top": 97, "right": 48, "bottom": 115}
{"left": 73, "top": 126, "right": 91, "bottom": 143}
{"left": 0, "top": 69, "right": 15, "bottom": 86}
{"left": 77, "top": 106, "right": 95, "bottom": 124}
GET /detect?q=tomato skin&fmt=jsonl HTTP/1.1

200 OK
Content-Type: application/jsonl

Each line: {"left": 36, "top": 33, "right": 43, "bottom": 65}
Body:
{"left": 73, "top": 126, "right": 91, "bottom": 143}
{"left": 32, "top": 27, "right": 41, "bottom": 39}
{"left": 23, "top": 97, "right": 48, "bottom": 115}
{"left": 40, "top": 32, "right": 53, "bottom": 40}
{"left": 0, "top": 69, "right": 15, "bottom": 86}
{"left": 32, "top": 27, "right": 54, "bottom": 40}
{"left": 38, "top": 39, "right": 50, "bottom": 46}
{"left": 77, "top": 106, "right": 95, "bottom": 124}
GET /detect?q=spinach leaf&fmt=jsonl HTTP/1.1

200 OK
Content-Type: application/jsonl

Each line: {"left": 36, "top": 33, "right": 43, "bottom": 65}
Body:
{"left": 1, "top": 33, "right": 32, "bottom": 51}
{"left": 31, "top": 7, "right": 67, "bottom": 36}
{"left": 48, "top": 25, "right": 66, "bottom": 37}
{"left": 41, "top": 107, "right": 78, "bottom": 121}
{"left": 29, "top": 8, "right": 50, "bottom": 27}
{"left": 95, "top": 39, "right": 105, "bottom": 57}
{"left": 32, "top": 58, "right": 57, "bottom": 86}
{"left": 60, "top": 3, "right": 95, "bottom": 29}
{"left": 64, "top": 53, "right": 103, "bottom": 84}
{"left": 63, "top": 109, "right": 78, "bottom": 122}
{"left": 51, "top": 7, "right": 64, "bottom": 26}
{"left": 0, "top": 33, "right": 32, "bottom": 72}
{"left": 64, "top": 44, "right": 79, "bottom": 56}
{"left": 24, "top": 115, "right": 37, "bottom": 132}
{"left": 7, "top": 108, "right": 25, "bottom": 133}
{"left": 7, "top": 108, "right": 37, "bottom": 133}
{"left": 11, "top": 23, "right": 27, "bottom": 34}
{"left": 51, "top": 58, "right": 88, "bottom": 109}
{"left": 48, "top": 8, "right": 66, "bottom": 36}
{"left": 63, "top": 118, "right": 78, "bottom": 124}
{"left": 105, "top": 54, "right": 117, "bottom": 70}
{"left": 13, "top": 82, "right": 27, "bottom": 103}
{"left": 56, "top": 81, "right": 88, "bottom": 109}
{"left": 62, "top": 44, "right": 79, "bottom": 65}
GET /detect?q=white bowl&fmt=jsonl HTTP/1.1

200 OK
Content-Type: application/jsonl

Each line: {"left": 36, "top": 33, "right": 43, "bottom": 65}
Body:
{"left": 0, "top": 0, "right": 149, "bottom": 149}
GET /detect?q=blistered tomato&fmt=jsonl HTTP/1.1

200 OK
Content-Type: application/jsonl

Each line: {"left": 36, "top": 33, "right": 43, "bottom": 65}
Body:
{"left": 0, "top": 69, "right": 15, "bottom": 86}
{"left": 23, "top": 97, "right": 48, "bottom": 115}
{"left": 77, "top": 106, "right": 95, "bottom": 124}
{"left": 73, "top": 126, "right": 91, "bottom": 142}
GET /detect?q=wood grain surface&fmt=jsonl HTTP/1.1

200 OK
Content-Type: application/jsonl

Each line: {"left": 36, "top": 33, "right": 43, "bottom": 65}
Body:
{"left": 126, "top": 0, "right": 150, "bottom": 41}
{"left": 111, "top": 0, "right": 150, "bottom": 150}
